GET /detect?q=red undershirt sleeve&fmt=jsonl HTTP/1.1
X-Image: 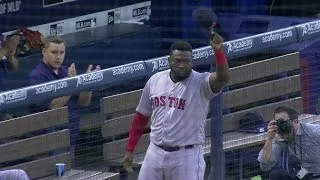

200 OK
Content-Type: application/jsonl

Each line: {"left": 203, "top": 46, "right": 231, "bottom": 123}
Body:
{"left": 126, "top": 112, "right": 150, "bottom": 153}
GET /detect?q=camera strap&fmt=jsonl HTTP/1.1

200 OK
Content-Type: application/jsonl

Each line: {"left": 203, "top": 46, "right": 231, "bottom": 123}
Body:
{"left": 292, "top": 132, "right": 303, "bottom": 166}
{"left": 293, "top": 138, "right": 302, "bottom": 162}
{"left": 300, "top": 137, "right": 302, "bottom": 164}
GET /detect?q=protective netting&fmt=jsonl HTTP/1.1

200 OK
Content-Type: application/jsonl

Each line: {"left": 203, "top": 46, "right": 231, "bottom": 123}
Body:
{"left": 0, "top": 1, "right": 319, "bottom": 180}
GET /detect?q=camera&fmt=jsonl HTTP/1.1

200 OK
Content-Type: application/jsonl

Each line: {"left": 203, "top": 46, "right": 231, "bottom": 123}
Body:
{"left": 7, "top": 32, "right": 32, "bottom": 57}
{"left": 276, "top": 118, "right": 293, "bottom": 135}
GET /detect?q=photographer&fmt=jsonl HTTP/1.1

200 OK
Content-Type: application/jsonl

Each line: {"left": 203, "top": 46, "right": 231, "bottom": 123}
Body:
{"left": 0, "top": 35, "right": 20, "bottom": 121}
{"left": 0, "top": 36, "right": 29, "bottom": 180}
{"left": 0, "top": 35, "right": 20, "bottom": 74}
{"left": 258, "top": 106, "right": 320, "bottom": 179}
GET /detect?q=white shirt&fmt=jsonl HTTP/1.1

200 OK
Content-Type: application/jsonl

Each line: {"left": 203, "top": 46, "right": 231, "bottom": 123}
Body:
{"left": 136, "top": 69, "right": 217, "bottom": 146}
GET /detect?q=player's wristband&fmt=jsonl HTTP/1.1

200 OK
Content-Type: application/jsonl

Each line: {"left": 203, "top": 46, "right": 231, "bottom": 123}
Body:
{"left": 126, "top": 112, "right": 149, "bottom": 153}
{"left": 214, "top": 49, "right": 227, "bottom": 65}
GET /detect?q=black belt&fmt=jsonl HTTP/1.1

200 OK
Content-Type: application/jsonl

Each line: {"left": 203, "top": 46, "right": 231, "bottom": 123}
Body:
{"left": 155, "top": 143, "right": 195, "bottom": 152}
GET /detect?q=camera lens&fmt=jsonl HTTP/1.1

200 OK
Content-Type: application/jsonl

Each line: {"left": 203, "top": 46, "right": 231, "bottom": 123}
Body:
{"left": 276, "top": 119, "right": 292, "bottom": 134}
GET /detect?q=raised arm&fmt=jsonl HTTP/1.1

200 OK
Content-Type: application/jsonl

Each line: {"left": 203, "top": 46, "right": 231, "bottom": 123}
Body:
{"left": 77, "top": 65, "right": 101, "bottom": 106}
{"left": 257, "top": 120, "right": 281, "bottom": 171}
{"left": 208, "top": 33, "right": 230, "bottom": 93}
{"left": 0, "top": 35, "right": 20, "bottom": 71}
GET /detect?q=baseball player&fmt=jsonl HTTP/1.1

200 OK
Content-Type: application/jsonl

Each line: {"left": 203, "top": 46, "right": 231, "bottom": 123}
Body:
{"left": 123, "top": 33, "right": 230, "bottom": 180}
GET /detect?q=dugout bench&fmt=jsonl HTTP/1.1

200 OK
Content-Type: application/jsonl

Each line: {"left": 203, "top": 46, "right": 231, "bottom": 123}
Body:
{"left": 99, "top": 52, "right": 316, "bottom": 178}
{"left": 0, "top": 107, "right": 119, "bottom": 180}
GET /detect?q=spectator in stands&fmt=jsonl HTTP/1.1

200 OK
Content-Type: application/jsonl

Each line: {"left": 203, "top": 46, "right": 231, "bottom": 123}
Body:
{"left": 28, "top": 35, "right": 100, "bottom": 162}
{"left": 0, "top": 35, "right": 20, "bottom": 87}
{"left": 0, "top": 169, "right": 29, "bottom": 180}
{"left": 258, "top": 106, "right": 320, "bottom": 179}
{"left": 0, "top": 36, "right": 31, "bottom": 178}
{"left": 0, "top": 35, "right": 20, "bottom": 121}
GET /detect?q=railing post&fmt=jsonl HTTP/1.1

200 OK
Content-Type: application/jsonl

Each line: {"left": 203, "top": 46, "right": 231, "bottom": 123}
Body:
{"left": 208, "top": 91, "right": 225, "bottom": 180}
{"left": 208, "top": 61, "right": 225, "bottom": 180}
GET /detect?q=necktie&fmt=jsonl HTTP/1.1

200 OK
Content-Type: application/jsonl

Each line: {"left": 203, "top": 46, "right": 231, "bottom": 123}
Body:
{"left": 282, "top": 150, "right": 289, "bottom": 173}
{"left": 281, "top": 142, "right": 290, "bottom": 173}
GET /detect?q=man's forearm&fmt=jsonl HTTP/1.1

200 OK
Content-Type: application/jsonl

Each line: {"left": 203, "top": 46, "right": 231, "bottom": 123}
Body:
{"left": 259, "top": 138, "right": 278, "bottom": 172}
{"left": 0, "top": 46, "right": 19, "bottom": 71}
{"left": 262, "top": 138, "right": 273, "bottom": 161}
{"left": 209, "top": 49, "right": 230, "bottom": 93}
{"left": 78, "top": 91, "right": 92, "bottom": 106}
{"left": 215, "top": 49, "right": 230, "bottom": 83}
{"left": 49, "top": 96, "right": 71, "bottom": 109}
{"left": 7, "top": 56, "right": 19, "bottom": 71}
{"left": 126, "top": 112, "right": 150, "bottom": 152}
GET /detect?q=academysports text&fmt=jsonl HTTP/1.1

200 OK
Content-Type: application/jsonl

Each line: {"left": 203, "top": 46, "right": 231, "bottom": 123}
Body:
{"left": 262, "top": 30, "right": 293, "bottom": 43}
{"left": 113, "top": 63, "right": 145, "bottom": 76}
{"left": 35, "top": 81, "right": 68, "bottom": 94}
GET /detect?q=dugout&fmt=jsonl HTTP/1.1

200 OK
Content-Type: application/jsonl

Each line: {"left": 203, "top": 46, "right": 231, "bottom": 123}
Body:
{"left": 5, "top": 23, "right": 162, "bottom": 91}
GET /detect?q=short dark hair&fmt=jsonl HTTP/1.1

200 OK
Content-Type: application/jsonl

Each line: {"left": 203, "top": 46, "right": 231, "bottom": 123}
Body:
{"left": 43, "top": 35, "right": 65, "bottom": 49}
{"left": 273, "top": 106, "right": 298, "bottom": 120}
{"left": 170, "top": 40, "right": 192, "bottom": 55}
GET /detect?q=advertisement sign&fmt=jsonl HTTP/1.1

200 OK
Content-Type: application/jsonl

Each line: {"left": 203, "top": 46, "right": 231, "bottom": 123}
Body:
{"left": 0, "top": 0, "right": 22, "bottom": 15}
{"left": 50, "top": 22, "right": 64, "bottom": 35}
{"left": 108, "top": 9, "right": 120, "bottom": 25}
{"left": 75, "top": 17, "right": 96, "bottom": 30}
{"left": 0, "top": 0, "right": 150, "bottom": 33}
{"left": 0, "top": 20, "right": 319, "bottom": 111}
{"left": 296, "top": 20, "right": 320, "bottom": 41}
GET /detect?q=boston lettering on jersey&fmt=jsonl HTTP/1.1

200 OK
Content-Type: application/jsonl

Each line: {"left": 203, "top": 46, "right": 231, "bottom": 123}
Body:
{"left": 151, "top": 96, "right": 186, "bottom": 110}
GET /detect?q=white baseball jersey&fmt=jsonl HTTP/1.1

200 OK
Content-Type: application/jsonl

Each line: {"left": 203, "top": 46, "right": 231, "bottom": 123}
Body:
{"left": 136, "top": 69, "right": 218, "bottom": 147}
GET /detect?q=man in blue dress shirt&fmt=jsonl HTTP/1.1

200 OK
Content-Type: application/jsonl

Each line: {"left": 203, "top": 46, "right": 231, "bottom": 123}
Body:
{"left": 258, "top": 106, "right": 320, "bottom": 179}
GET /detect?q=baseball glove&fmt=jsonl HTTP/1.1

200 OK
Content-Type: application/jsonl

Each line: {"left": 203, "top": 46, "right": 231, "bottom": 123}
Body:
{"left": 7, "top": 27, "right": 44, "bottom": 57}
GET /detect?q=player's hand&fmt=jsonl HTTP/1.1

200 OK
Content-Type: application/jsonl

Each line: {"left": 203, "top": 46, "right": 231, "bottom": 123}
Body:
{"left": 267, "top": 120, "right": 278, "bottom": 140}
{"left": 3, "top": 35, "right": 20, "bottom": 57}
{"left": 4, "top": 35, "right": 20, "bottom": 51}
{"left": 86, "top": 64, "right": 101, "bottom": 73}
{"left": 68, "top": 63, "right": 77, "bottom": 77}
{"left": 123, "top": 151, "right": 134, "bottom": 173}
{"left": 209, "top": 33, "right": 224, "bottom": 51}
